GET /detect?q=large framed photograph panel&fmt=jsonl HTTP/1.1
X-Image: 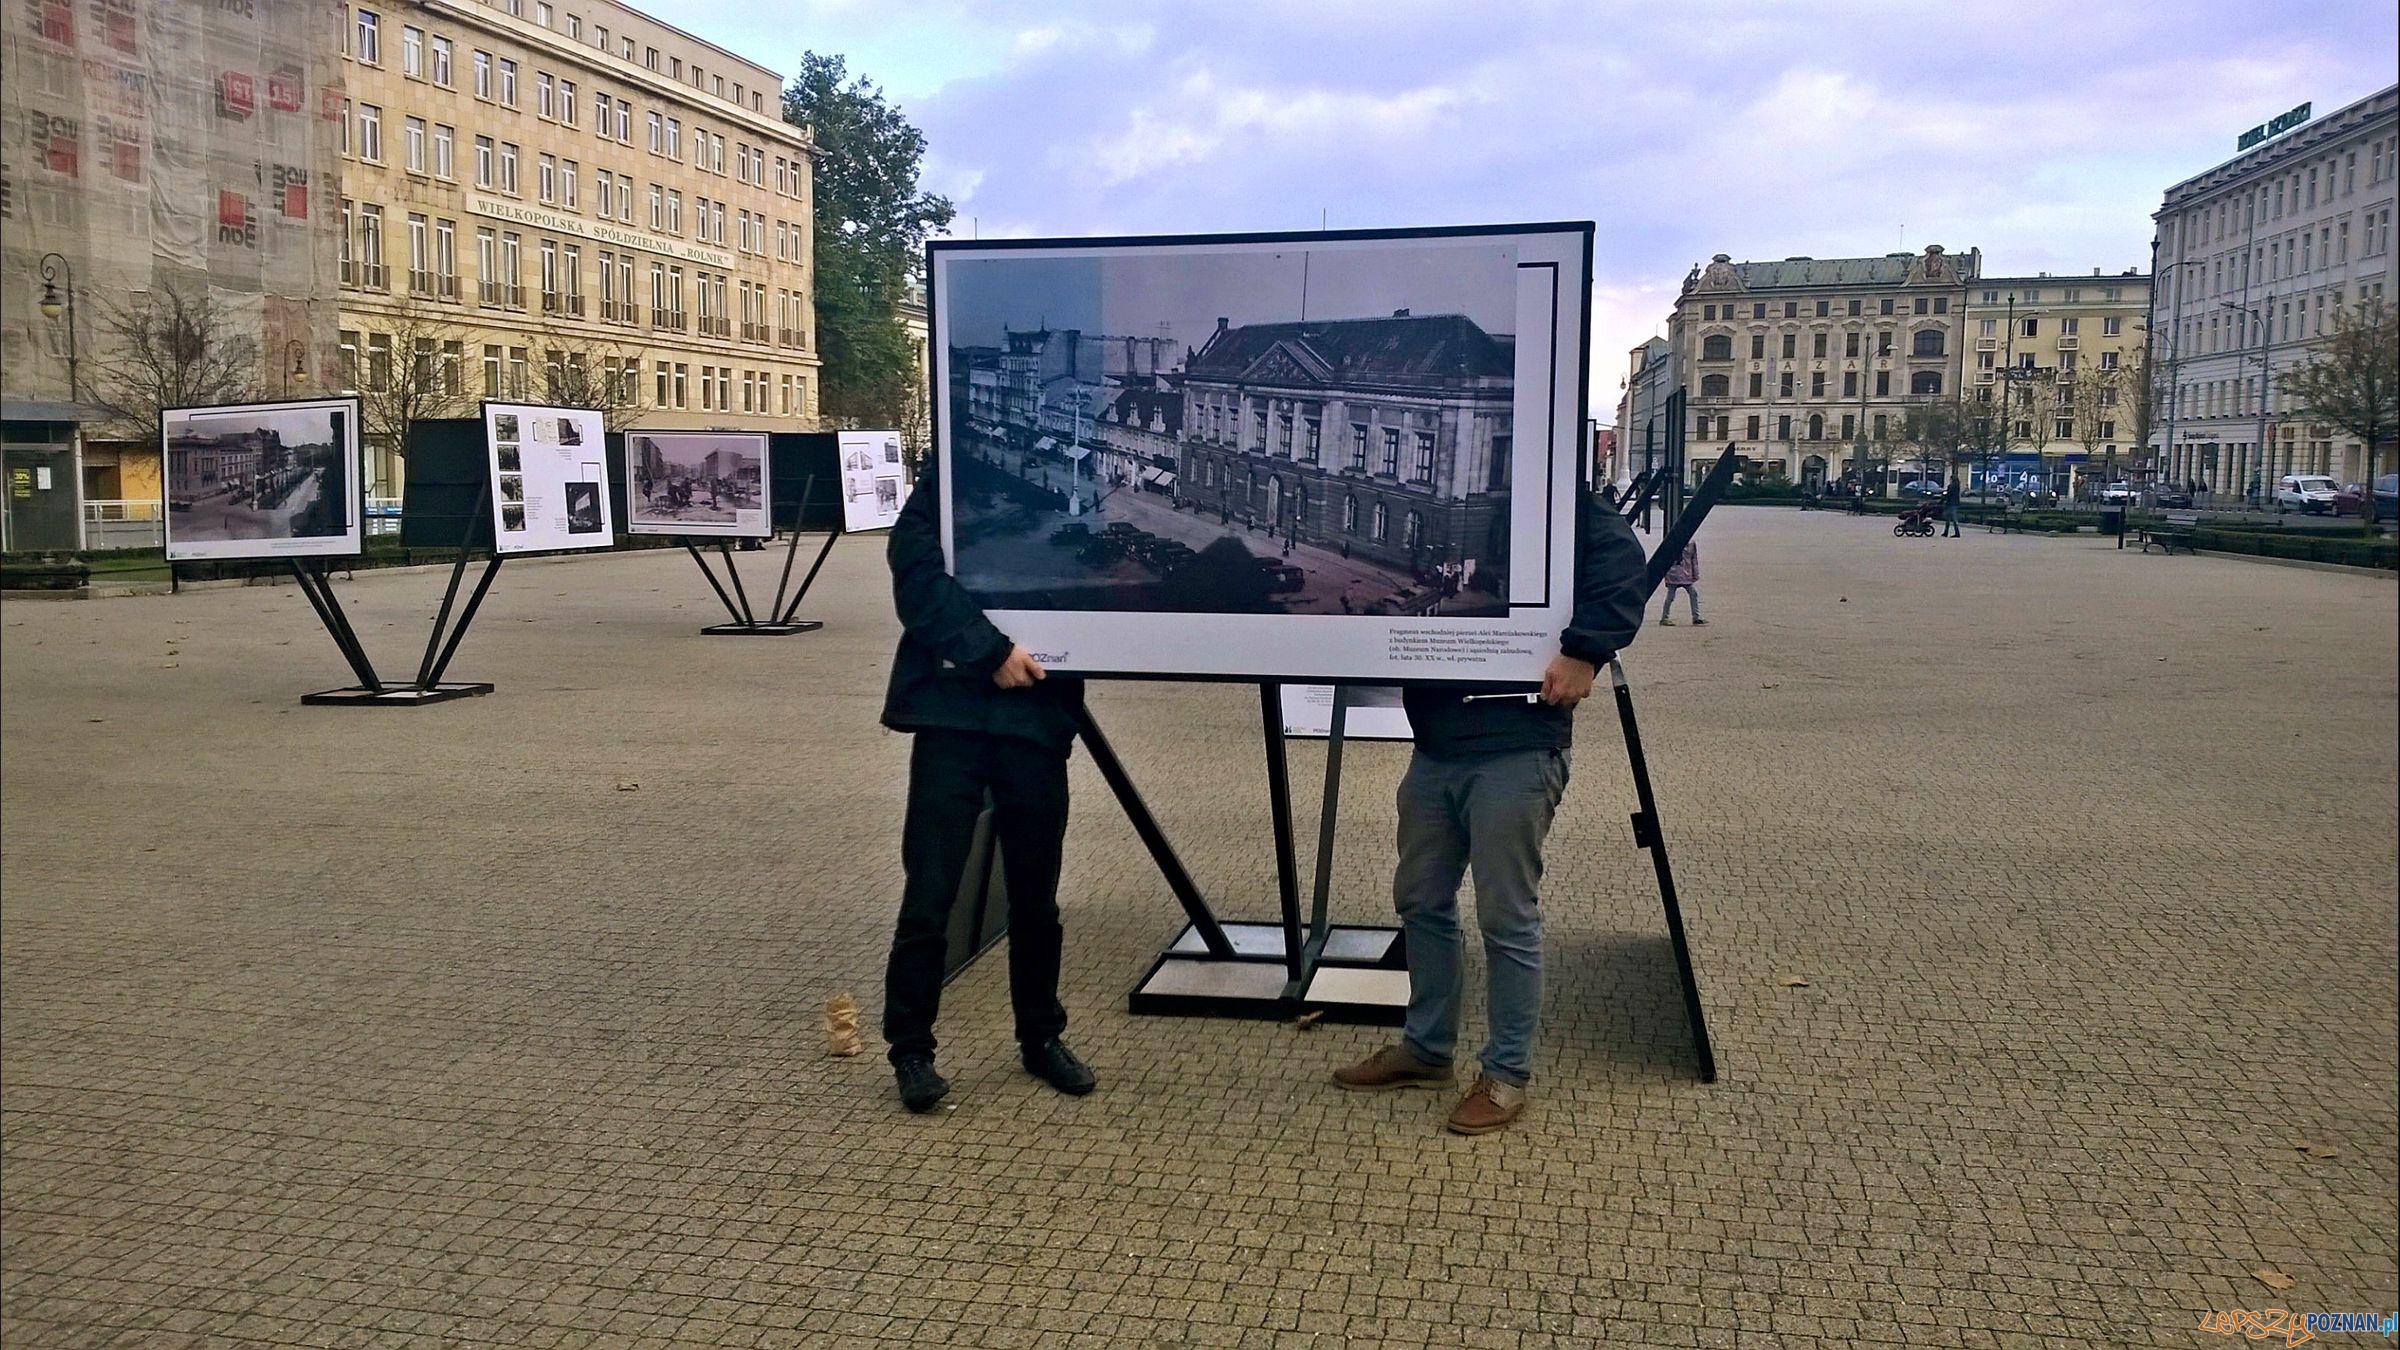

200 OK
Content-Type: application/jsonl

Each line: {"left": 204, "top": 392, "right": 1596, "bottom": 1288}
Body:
{"left": 624, "top": 429, "right": 771, "bottom": 537}
{"left": 930, "top": 223, "right": 1591, "bottom": 683}
{"left": 485, "top": 402, "right": 614, "bottom": 554}
{"left": 162, "top": 397, "right": 363, "bottom": 561}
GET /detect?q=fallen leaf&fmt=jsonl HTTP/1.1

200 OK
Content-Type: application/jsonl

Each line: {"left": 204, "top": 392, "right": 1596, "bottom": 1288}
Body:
{"left": 615, "top": 781, "right": 640, "bottom": 792}
{"left": 159, "top": 662, "right": 178, "bottom": 669}
{"left": 1760, "top": 682, "right": 1780, "bottom": 690}
{"left": 2294, "top": 1142, "right": 2340, "bottom": 1159}
{"left": 1294, "top": 1010, "right": 1325, "bottom": 1030}
{"left": 1780, "top": 977, "right": 1810, "bottom": 988}
{"left": 2252, "top": 1267, "right": 2295, "bottom": 1291}
{"left": 1838, "top": 597, "right": 1849, "bottom": 603}
{"left": 86, "top": 718, "right": 105, "bottom": 723}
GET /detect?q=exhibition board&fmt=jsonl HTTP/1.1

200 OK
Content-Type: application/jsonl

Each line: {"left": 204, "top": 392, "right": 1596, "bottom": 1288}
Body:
{"left": 930, "top": 221, "right": 1594, "bottom": 684}
{"left": 485, "top": 403, "right": 614, "bottom": 554}
{"left": 626, "top": 430, "right": 772, "bottom": 538}
{"left": 837, "top": 429, "right": 908, "bottom": 532}
{"left": 162, "top": 397, "right": 363, "bottom": 562}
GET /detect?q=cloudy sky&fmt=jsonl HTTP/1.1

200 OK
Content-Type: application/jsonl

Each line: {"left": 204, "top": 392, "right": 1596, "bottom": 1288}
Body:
{"left": 658, "top": 0, "right": 2396, "bottom": 405}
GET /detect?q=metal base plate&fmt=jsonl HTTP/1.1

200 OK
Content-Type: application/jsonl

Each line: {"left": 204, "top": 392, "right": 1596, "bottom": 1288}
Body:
{"left": 300, "top": 682, "right": 495, "bottom": 707}
{"left": 700, "top": 621, "right": 824, "bottom": 636}
{"left": 1129, "top": 920, "right": 1408, "bottom": 1024}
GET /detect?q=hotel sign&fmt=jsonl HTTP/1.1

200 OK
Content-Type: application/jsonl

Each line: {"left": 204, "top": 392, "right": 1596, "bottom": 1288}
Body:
{"left": 466, "top": 195, "right": 734, "bottom": 268}
{"left": 2237, "top": 102, "right": 2311, "bottom": 153}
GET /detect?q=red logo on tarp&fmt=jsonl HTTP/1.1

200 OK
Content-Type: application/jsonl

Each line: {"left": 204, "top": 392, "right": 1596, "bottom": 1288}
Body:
{"left": 268, "top": 65, "right": 304, "bottom": 113}
{"left": 31, "top": 112, "right": 81, "bottom": 177}
{"left": 218, "top": 189, "right": 247, "bottom": 227}
{"left": 273, "top": 164, "right": 309, "bottom": 219}
{"left": 216, "top": 71, "right": 255, "bottom": 119}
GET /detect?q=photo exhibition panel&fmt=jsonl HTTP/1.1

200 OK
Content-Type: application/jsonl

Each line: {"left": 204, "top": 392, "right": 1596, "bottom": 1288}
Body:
{"left": 932, "top": 224, "right": 1589, "bottom": 683}
{"left": 486, "top": 402, "right": 615, "bottom": 554}
{"left": 162, "top": 397, "right": 364, "bottom": 562}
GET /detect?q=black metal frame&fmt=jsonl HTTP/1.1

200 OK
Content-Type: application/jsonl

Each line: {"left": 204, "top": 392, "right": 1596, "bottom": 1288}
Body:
{"left": 296, "top": 480, "right": 498, "bottom": 707}
{"left": 688, "top": 473, "right": 837, "bottom": 636}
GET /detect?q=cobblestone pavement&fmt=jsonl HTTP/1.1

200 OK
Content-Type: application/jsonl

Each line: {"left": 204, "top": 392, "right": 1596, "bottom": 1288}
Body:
{"left": 4, "top": 508, "right": 2393, "bottom": 1348}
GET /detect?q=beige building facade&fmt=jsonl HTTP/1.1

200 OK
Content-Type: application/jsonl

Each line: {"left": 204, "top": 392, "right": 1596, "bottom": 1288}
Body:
{"left": 336, "top": 0, "right": 818, "bottom": 494}
{"left": 1672, "top": 244, "right": 1979, "bottom": 490}
{"left": 1963, "top": 271, "right": 2153, "bottom": 491}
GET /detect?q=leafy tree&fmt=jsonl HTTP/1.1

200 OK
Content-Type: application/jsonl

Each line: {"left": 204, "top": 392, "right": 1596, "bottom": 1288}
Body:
{"left": 2280, "top": 297, "right": 2397, "bottom": 535}
{"left": 783, "top": 53, "right": 953, "bottom": 434}
{"left": 87, "top": 285, "right": 261, "bottom": 439}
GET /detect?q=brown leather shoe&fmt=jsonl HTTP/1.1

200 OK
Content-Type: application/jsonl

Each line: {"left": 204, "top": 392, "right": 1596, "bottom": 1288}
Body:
{"left": 1332, "top": 1044, "right": 1455, "bottom": 1092}
{"left": 1445, "top": 1075, "right": 1527, "bottom": 1135}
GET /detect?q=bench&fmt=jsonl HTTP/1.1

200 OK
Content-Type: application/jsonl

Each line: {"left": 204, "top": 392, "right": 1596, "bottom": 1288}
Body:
{"left": 1985, "top": 501, "right": 2029, "bottom": 534}
{"left": 2141, "top": 512, "right": 2201, "bottom": 554}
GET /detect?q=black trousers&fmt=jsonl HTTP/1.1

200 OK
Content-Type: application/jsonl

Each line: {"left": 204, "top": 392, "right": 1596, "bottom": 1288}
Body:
{"left": 883, "top": 728, "right": 1071, "bottom": 1063}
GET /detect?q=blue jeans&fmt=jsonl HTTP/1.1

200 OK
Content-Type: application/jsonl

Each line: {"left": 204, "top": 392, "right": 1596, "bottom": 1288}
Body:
{"left": 1392, "top": 747, "right": 1569, "bottom": 1087}
{"left": 1661, "top": 583, "right": 1700, "bottom": 620}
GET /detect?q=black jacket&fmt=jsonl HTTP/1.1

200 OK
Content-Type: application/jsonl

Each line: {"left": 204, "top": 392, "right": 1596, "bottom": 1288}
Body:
{"left": 1402, "top": 491, "right": 1648, "bottom": 758}
{"left": 880, "top": 464, "right": 1083, "bottom": 751}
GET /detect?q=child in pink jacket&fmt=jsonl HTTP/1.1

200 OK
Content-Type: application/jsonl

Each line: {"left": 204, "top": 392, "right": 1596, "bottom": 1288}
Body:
{"left": 1659, "top": 541, "right": 1704, "bottom": 625}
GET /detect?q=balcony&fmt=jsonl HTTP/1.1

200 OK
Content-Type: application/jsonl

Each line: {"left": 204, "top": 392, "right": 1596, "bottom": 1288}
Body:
{"left": 601, "top": 300, "right": 638, "bottom": 325}
{"left": 541, "top": 292, "right": 586, "bottom": 318}
{"left": 698, "top": 316, "right": 731, "bottom": 338}
{"left": 342, "top": 260, "right": 389, "bottom": 290}
{"left": 478, "top": 281, "right": 525, "bottom": 309}
{"left": 740, "top": 322, "right": 766, "bottom": 343}
{"left": 2055, "top": 335, "right": 2079, "bottom": 350}
{"left": 652, "top": 309, "right": 688, "bottom": 332}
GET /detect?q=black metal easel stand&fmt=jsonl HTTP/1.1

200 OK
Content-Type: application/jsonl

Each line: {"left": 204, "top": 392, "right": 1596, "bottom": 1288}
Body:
{"left": 1607, "top": 659, "right": 1718, "bottom": 1082}
{"left": 693, "top": 474, "right": 836, "bottom": 636}
{"left": 295, "top": 484, "right": 499, "bottom": 706}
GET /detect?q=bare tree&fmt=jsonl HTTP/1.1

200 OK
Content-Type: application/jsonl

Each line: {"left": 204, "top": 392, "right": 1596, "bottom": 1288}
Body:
{"left": 2066, "top": 360, "right": 2124, "bottom": 491}
{"left": 355, "top": 308, "right": 479, "bottom": 497}
{"left": 2280, "top": 297, "right": 2398, "bottom": 536}
{"left": 2120, "top": 346, "right": 2157, "bottom": 481}
{"left": 86, "top": 285, "right": 262, "bottom": 439}
{"left": 531, "top": 335, "right": 647, "bottom": 431}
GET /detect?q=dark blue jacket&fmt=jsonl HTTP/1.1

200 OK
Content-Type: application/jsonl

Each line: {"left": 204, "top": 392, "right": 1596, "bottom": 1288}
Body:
{"left": 1402, "top": 492, "right": 1648, "bottom": 758}
{"left": 880, "top": 465, "right": 1082, "bottom": 750}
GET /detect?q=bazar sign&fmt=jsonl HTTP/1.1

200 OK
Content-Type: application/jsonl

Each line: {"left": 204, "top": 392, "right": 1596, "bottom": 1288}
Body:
{"left": 465, "top": 195, "right": 732, "bottom": 268}
{"left": 2237, "top": 102, "right": 2310, "bottom": 152}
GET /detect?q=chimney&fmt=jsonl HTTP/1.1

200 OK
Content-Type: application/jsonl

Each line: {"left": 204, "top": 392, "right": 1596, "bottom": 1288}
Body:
{"left": 1392, "top": 307, "right": 1411, "bottom": 318}
{"left": 1215, "top": 317, "right": 1228, "bottom": 335}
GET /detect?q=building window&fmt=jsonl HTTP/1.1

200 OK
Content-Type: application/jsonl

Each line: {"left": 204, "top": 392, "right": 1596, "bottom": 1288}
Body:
{"left": 2102, "top": 317, "right": 2121, "bottom": 336}
{"left": 1913, "top": 330, "right": 1945, "bottom": 358}
{"left": 1848, "top": 299, "right": 1862, "bottom": 316}
{"left": 1747, "top": 415, "right": 1761, "bottom": 441}
{"left": 474, "top": 136, "right": 493, "bottom": 188}
{"left": 1413, "top": 432, "right": 1435, "bottom": 482}
{"left": 356, "top": 104, "right": 382, "bottom": 161}
{"left": 432, "top": 123, "right": 454, "bottom": 178}
{"left": 1350, "top": 424, "right": 1368, "bottom": 470}
{"left": 1812, "top": 332, "right": 1827, "bottom": 358}
{"left": 404, "top": 116, "right": 425, "bottom": 172}
{"left": 1749, "top": 333, "right": 1765, "bottom": 359}
{"left": 1380, "top": 428, "right": 1400, "bottom": 476}
{"left": 1747, "top": 373, "right": 1763, "bottom": 398}
{"left": 2020, "top": 317, "right": 2038, "bottom": 338}
{"left": 1841, "top": 371, "right": 1856, "bottom": 397}
{"left": 1845, "top": 331, "right": 1860, "bottom": 357}
{"left": 1701, "top": 333, "right": 1731, "bottom": 360}
{"left": 538, "top": 153, "right": 556, "bottom": 202}
{"left": 1912, "top": 371, "right": 1944, "bottom": 396}
{"left": 1304, "top": 417, "right": 1321, "bottom": 464}
{"left": 430, "top": 35, "right": 452, "bottom": 85}
{"left": 1778, "top": 371, "right": 1794, "bottom": 398}
{"left": 1875, "top": 371, "right": 1891, "bottom": 396}
{"left": 1783, "top": 301, "right": 1797, "bottom": 318}
{"left": 355, "top": 9, "right": 380, "bottom": 63}
{"left": 1807, "top": 413, "right": 1823, "bottom": 441}
{"left": 498, "top": 142, "right": 519, "bottom": 193}
{"left": 1700, "top": 373, "right": 1729, "bottom": 397}
{"left": 536, "top": 72, "right": 554, "bottom": 119}
{"left": 1372, "top": 501, "right": 1389, "bottom": 541}
{"left": 473, "top": 50, "right": 491, "bottom": 99}
{"left": 1815, "top": 300, "right": 1829, "bottom": 317}
{"left": 400, "top": 24, "right": 421, "bottom": 76}
{"left": 1777, "top": 414, "right": 1792, "bottom": 441}
{"left": 1809, "top": 372, "right": 1826, "bottom": 397}
{"left": 499, "top": 59, "right": 518, "bottom": 105}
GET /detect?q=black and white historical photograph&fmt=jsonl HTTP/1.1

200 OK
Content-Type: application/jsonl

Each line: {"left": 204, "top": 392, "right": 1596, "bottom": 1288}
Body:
{"left": 557, "top": 417, "right": 584, "bottom": 447}
{"left": 495, "top": 446, "right": 522, "bottom": 474}
{"left": 162, "top": 398, "right": 363, "bottom": 561}
{"left": 497, "top": 474, "right": 525, "bottom": 504}
{"left": 493, "top": 413, "right": 521, "bottom": 443}
{"left": 626, "top": 432, "right": 771, "bottom": 536}
{"left": 941, "top": 238, "right": 1521, "bottom": 617}
{"left": 564, "top": 482, "right": 605, "bottom": 534}
{"left": 500, "top": 503, "right": 527, "bottom": 533}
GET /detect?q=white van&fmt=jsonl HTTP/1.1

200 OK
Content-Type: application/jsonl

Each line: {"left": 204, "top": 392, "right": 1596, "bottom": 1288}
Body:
{"left": 2274, "top": 474, "right": 2339, "bottom": 513}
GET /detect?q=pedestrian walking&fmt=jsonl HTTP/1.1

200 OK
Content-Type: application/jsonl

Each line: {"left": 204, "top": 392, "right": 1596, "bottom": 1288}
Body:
{"left": 1331, "top": 491, "right": 1648, "bottom": 1135}
{"left": 1941, "top": 474, "right": 1962, "bottom": 537}
{"left": 1658, "top": 540, "right": 1704, "bottom": 625}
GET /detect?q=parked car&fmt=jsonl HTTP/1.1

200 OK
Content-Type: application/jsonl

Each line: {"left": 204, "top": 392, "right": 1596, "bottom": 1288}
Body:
{"left": 1254, "top": 561, "right": 1306, "bottom": 593}
{"left": 2273, "top": 473, "right": 2340, "bottom": 514}
{"left": 2153, "top": 486, "right": 2194, "bottom": 509}
{"left": 1050, "top": 522, "right": 1093, "bottom": 546}
{"left": 2099, "top": 481, "right": 2136, "bottom": 504}
{"left": 2339, "top": 474, "right": 2400, "bottom": 522}
{"left": 1896, "top": 480, "right": 1946, "bottom": 498}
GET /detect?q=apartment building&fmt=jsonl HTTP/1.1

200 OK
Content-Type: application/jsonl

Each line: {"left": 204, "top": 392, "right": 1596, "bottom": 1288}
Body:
{"left": 1671, "top": 244, "right": 1979, "bottom": 489}
{"left": 336, "top": 0, "right": 818, "bottom": 492}
{"left": 1963, "top": 271, "right": 2153, "bottom": 490}
{"left": 2149, "top": 84, "right": 2398, "bottom": 493}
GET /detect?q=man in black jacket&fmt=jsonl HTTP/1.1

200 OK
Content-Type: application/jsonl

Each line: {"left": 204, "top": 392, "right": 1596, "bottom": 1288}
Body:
{"left": 1333, "top": 492, "right": 1649, "bottom": 1134}
{"left": 880, "top": 464, "right": 1095, "bottom": 1113}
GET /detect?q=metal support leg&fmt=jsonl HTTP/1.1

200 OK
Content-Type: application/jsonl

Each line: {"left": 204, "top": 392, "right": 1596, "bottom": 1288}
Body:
{"left": 424, "top": 557, "right": 503, "bottom": 688}
{"left": 769, "top": 474, "right": 817, "bottom": 620}
{"left": 685, "top": 543, "right": 747, "bottom": 625}
{"left": 1259, "top": 683, "right": 1306, "bottom": 985}
{"left": 1303, "top": 684, "right": 1350, "bottom": 966}
{"left": 417, "top": 482, "right": 491, "bottom": 688}
{"left": 773, "top": 526, "right": 843, "bottom": 627}
{"left": 716, "top": 539, "right": 758, "bottom": 624}
{"left": 288, "top": 560, "right": 382, "bottom": 693}
{"left": 1608, "top": 659, "right": 1718, "bottom": 1083}
{"left": 1073, "top": 694, "right": 1235, "bottom": 959}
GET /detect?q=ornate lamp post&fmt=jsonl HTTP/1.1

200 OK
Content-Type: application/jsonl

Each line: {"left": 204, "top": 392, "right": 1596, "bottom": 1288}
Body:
{"left": 285, "top": 340, "right": 308, "bottom": 395}
{"left": 36, "top": 253, "right": 80, "bottom": 402}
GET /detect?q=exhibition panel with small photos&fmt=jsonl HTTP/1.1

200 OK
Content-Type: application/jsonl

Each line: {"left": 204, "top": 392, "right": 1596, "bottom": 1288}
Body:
{"left": 625, "top": 430, "right": 772, "bottom": 538}
{"left": 162, "top": 397, "right": 363, "bottom": 562}
{"left": 931, "top": 222, "right": 1592, "bottom": 684}
{"left": 838, "top": 430, "right": 909, "bottom": 532}
{"left": 484, "top": 403, "right": 615, "bottom": 554}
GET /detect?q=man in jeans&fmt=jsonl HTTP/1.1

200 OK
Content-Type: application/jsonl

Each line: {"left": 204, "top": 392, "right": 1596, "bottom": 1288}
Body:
{"left": 1940, "top": 474, "right": 1963, "bottom": 537}
{"left": 1333, "top": 493, "right": 1648, "bottom": 1133}
{"left": 880, "top": 463, "right": 1096, "bottom": 1113}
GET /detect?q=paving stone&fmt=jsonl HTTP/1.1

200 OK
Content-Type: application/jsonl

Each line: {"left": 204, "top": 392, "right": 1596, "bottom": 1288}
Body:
{"left": 0, "top": 510, "right": 2392, "bottom": 1345}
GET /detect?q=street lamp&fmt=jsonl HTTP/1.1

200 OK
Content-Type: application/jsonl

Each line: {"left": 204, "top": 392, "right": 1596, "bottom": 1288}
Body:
{"left": 285, "top": 340, "right": 307, "bottom": 395}
{"left": 2220, "top": 294, "right": 2276, "bottom": 507}
{"left": 36, "top": 252, "right": 79, "bottom": 402}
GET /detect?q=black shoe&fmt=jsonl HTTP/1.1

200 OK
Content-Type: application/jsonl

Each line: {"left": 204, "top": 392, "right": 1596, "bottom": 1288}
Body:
{"left": 894, "top": 1054, "right": 950, "bottom": 1113}
{"left": 1020, "top": 1038, "right": 1097, "bottom": 1096}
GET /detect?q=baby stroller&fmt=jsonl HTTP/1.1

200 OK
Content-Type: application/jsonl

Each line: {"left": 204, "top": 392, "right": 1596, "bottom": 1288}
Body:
{"left": 1894, "top": 498, "right": 1940, "bottom": 537}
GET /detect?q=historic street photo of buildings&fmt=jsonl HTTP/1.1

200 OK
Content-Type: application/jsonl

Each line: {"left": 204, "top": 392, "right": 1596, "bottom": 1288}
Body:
{"left": 627, "top": 431, "right": 770, "bottom": 536}
{"left": 942, "top": 239, "right": 1521, "bottom": 617}
{"left": 162, "top": 399, "right": 360, "bottom": 560}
